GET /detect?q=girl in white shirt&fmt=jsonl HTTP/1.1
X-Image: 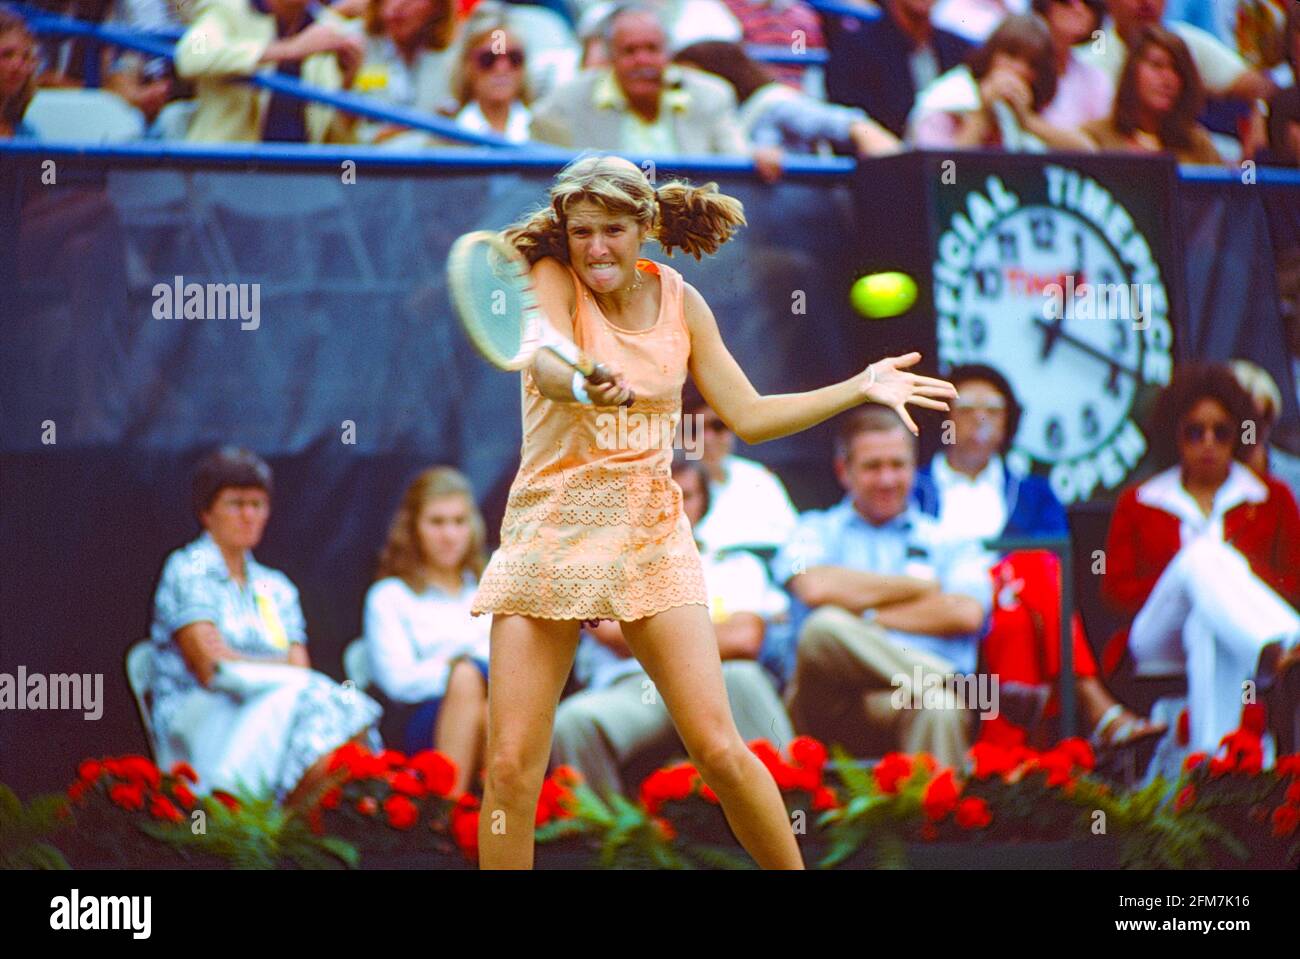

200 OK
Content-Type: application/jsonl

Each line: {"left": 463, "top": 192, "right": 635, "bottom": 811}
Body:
{"left": 364, "top": 466, "right": 491, "bottom": 794}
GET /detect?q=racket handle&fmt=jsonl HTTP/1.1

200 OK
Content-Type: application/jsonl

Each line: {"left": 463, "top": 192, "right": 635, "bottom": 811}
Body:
{"left": 587, "top": 362, "right": 635, "bottom": 407}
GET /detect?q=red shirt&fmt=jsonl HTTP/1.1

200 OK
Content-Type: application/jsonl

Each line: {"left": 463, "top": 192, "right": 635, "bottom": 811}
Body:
{"left": 1099, "top": 464, "right": 1300, "bottom": 672}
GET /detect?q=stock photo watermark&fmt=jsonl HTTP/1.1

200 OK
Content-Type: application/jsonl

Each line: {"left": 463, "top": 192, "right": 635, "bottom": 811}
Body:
{"left": 152, "top": 276, "right": 261, "bottom": 331}
{"left": 595, "top": 409, "right": 704, "bottom": 459}
{"left": 49, "top": 890, "right": 151, "bottom": 939}
{"left": 0, "top": 667, "right": 103, "bottom": 720}
{"left": 1042, "top": 274, "right": 1158, "bottom": 328}
{"left": 890, "top": 667, "right": 1000, "bottom": 720}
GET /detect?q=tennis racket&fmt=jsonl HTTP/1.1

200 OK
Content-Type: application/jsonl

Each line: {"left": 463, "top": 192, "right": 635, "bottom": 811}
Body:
{"left": 447, "top": 230, "right": 634, "bottom": 405}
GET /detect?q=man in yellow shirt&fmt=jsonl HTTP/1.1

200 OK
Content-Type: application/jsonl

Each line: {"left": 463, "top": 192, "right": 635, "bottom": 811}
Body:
{"left": 530, "top": 3, "right": 749, "bottom": 155}
{"left": 175, "top": 0, "right": 364, "bottom": 142}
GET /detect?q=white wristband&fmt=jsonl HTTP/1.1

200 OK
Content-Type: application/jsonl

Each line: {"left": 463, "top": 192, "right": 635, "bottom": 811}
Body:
{"left": 571, "top": 370, "right": 592, "bottom": 405}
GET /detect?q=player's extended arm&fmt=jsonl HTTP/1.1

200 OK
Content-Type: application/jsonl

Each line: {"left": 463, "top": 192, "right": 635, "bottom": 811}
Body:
{"left": 684, "top": 284, "right": 956, "bottom": 441}
{"left": 526, "top": 256, "right": 633, "bottom": 406}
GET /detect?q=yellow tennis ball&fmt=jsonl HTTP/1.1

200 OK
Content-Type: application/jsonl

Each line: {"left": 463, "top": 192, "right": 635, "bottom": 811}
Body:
{"left": 850, "top": 272, "right": 918, "bottom": 319}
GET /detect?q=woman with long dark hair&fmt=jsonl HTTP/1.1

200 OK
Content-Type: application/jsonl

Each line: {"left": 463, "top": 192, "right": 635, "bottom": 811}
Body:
{"left": 1081, "top": 24, "right": 1223, "bottom": 163}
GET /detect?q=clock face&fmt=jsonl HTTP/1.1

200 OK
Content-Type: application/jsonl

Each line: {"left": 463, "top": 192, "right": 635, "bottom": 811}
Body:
{"left": 933, "top": 167, "right": 1174, "bottom": 504}
{"left": 955, "top": 207, "right": 1139, "bottom": 466}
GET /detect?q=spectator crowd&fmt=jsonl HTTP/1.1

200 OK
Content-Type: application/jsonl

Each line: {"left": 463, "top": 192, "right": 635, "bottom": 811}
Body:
{"left": 3, "top": 0, "right": 1300, "bottom": 167}
{"left": 145, "top": 357, "right": 1300, "bottom": 805}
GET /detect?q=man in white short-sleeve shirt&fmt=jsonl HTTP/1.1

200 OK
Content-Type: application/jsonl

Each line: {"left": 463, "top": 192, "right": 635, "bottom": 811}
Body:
{"left": 771, "top": 406, "right": 993, "bottom": 768}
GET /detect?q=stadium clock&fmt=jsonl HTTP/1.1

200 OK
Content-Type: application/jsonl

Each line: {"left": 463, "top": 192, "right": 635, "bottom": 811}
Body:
{"left": 932, "top": 164, "right": 1175, "bottom": 505}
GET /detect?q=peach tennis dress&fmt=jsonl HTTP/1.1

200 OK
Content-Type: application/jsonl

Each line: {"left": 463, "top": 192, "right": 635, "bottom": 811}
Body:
{"left": 470, "top": 256, "right": 709, "bottom": 622}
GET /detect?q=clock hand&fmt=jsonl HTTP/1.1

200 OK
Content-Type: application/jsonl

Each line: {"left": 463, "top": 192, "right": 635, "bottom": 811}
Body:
{"left": 1037, "top": 312, "right": 1066, "bottom": 362}
{"left": 1030, "top": 317, "right": 1141, "bottom": 383}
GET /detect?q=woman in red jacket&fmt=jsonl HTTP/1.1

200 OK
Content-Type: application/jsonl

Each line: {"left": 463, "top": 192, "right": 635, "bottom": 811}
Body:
{"left": 1102, "top": 364, "right": 1300, "bottom": 755}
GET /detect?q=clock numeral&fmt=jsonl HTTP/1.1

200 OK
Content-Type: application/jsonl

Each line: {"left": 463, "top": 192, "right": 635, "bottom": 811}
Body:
{"left": 1045, "top": 416, "right": 1065, "bottom": 452}
{"left": 1072, "top": 231, "right": 1085, "bottom": 273}
{"left": 968, "top": 315, "right": 988, "bottom": 350}
{"left": 996, "top": 231, "right": 1018, "bottom": 262}
{"left": 974, "top": 267, "right": 1002, "bottom": 299}
{"left": 1029, "top": 213, "right": 1055, "bottom": 251}
{"left": 1081, "top": 404, "right": 1100, "bottom": 440}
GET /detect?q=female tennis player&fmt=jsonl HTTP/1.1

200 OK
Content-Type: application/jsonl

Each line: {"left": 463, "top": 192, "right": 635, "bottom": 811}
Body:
{"left": 470, "top": 154, "right": 957, "bottom": 869}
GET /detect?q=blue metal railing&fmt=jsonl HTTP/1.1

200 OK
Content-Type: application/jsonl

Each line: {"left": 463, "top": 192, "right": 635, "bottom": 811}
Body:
{"left": 744, "top": 43, "right": 828, "bottom": 66}
{"left": 804, "top": 0, "right": 882, "bottom": 22}
{"left": 1176, "top": 164, "right": 1300, "bottom": 186}
{"left": 0, "top": 136, "right": 858, "bottom": 176}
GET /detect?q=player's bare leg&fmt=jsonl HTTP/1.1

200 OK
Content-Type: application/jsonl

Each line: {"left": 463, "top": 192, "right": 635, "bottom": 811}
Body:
{"left": 478, "top": 614, "right": 580, "bottom": 869}
{"left": 621, "top": 603, "right": 805, "bottom": 869}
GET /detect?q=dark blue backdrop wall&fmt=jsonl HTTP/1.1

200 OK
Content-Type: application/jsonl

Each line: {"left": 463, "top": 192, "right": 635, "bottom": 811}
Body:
{"left": 2, "top": 149, "right": 1298, "bottom": 796}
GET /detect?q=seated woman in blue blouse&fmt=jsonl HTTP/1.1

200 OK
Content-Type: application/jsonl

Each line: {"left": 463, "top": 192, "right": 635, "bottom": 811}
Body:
{"left": 364, "top": 466, "right": 491, "bottom": 795}
{"left": 150, "top": 447, "right": 382, "bottom": 808}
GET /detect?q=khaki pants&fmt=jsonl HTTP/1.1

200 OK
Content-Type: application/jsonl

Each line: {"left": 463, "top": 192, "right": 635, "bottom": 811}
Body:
{"left": 784, "top": 606, "right": 972, "bottom": 769}
{"left": 552, "top": 660, "right": 794, "bottom": 802}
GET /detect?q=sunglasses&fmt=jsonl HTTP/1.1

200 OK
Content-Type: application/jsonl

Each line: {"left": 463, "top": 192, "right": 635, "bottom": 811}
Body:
{"left": 1181, "top": 422, "right": 1235, "bottom": 445}
{"left": 474, "top": 48, "right": 524, "bottom": 70}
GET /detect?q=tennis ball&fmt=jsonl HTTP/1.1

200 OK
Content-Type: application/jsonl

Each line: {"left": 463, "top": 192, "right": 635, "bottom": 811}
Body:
{"left": 850, "top": 272, "right": 918, "bottom": 319}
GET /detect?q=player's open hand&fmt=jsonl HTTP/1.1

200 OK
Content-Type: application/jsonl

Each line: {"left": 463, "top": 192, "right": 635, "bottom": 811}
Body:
{"left": 859, "top": 352, "right": 957, "bottom": 434}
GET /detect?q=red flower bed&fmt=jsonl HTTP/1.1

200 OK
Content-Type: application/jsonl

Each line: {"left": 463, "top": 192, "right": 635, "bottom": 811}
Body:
{"left": 60, "top": 755, "right": 217, "bottom": 866}
{"left": 38, "top": 722, "right": 1300, "bottom": 869}
{"left": 314, "top": 744, "right": 578, "bottom": 864}
{"left": 641, "top": 737, "right": 840, "bottom": 855}
{"left": 1167, "top": 717, "right": 1300, "bottom": 865}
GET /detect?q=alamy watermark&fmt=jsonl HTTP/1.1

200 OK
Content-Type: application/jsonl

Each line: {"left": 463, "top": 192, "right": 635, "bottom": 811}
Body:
{"left": 1042, "top": 274, "right": 1156, "bottom": 328}
{"left": 891, "top": 666, "right": 999, "bottom": 720}
{"left": 152, "top": 275, "right": 261, "bottom": 330}
{"left": 1, "top": 667, "right": 103, "bottom": 720}
{"left": 50, "top": 890, "right": 151, "bottom": 938}
{"left": 595, "top": 408, "right": 704, "bottom": 459}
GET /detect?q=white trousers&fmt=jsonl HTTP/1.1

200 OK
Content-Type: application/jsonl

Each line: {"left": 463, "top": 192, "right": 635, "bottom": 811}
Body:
{"left": 1129, "top": 536, "right": 1300, "bottom": 753}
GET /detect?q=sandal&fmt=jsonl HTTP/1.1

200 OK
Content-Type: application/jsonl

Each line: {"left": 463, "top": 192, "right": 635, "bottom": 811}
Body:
{"left": 1090, "top": 703, "right": 1167, "bottom": 761}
